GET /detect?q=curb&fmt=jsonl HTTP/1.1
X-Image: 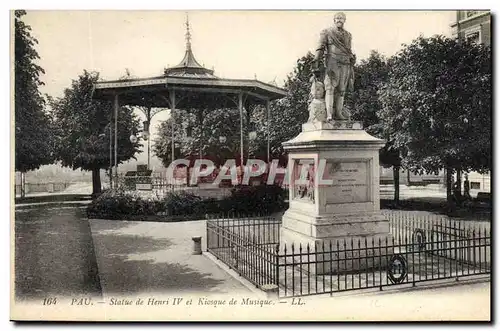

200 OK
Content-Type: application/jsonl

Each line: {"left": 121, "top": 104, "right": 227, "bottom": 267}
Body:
{"left": 15, "top": 201, "right": 91, "bottom": 209}
{"left": 203, "top": 251, "right": 267, "bottom": 298}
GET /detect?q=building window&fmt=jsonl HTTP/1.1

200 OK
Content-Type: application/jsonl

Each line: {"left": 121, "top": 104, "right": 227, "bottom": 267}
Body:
{"left": 466, "top": 31, "right": 480, "bottom": 43}
{"left": 466, "top": 10, "right": 478, "bottom": 18}
{"left": 464, "top": 25, "right": 482, "bottom": 44}
{"left": 471, "top": 182, "right": 481, "bottom": 190}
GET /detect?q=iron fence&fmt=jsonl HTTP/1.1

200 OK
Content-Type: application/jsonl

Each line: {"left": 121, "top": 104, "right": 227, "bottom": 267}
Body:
{"left": 206, "top": 214, "right": 281, "bottom": 288}
{"left": 115, "top": 173, "right": 187, "bottom": 193}
{"left": 114, "top": 173, "right": 233, "bottom": 200}
{"left": 206, "top": 212, "right": 491, "bottom": 298}
{"left": 15, "top": 182, "right": 71, "bottom": 195}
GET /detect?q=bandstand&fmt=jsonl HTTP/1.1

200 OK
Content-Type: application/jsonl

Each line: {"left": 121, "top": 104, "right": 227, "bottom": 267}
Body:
{"left": 92, "top": 16, "right": 287, "bottom": 186}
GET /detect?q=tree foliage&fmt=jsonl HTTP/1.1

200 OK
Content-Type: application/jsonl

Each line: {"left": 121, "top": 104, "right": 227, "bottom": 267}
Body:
{"left": 378, "top": 36, "right": 491, "bottom": 175}
{"left": 153, "top": 107, "right": 245, "bottom": 167}
{"left": 50, "top": 70, "right": 142, "bottom": 194}
{"left": 347, "top": 50, "right": 390, "bottom": 132}
{"left": 345, "top": 51, "right": 401, "bottom": 169}
{"left": 264, "top": 52, "right": 315, "bottom": 161}
{"left": 15, "top": 10, "right": 55, "bottom": 172}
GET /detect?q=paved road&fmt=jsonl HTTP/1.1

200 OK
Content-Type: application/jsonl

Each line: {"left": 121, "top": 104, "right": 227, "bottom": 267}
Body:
{"left": 14, "top": 205, "right": 102, "bottom": 302}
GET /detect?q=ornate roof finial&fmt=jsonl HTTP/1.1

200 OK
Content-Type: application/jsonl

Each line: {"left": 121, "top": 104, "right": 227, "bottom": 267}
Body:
{"left": 163, "top": 12, "right": 217, "bottom": 78}
{"left": 185, "top": 12, "right": 192, "bottom": 51}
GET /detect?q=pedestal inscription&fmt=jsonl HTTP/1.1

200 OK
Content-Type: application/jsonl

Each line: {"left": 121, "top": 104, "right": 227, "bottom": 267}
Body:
{"left": 325, "top": 160, "right": 370, "bottom": 204}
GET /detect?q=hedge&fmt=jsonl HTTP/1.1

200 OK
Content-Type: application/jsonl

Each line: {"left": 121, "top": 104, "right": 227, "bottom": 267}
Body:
{"left": 86, "top": 185, "right": 287, "bottom": 220}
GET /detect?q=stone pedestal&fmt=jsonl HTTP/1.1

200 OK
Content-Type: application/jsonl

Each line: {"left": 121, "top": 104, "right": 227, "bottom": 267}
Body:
{"left": 280, "top": 120, "right": 391, "bottom": 274}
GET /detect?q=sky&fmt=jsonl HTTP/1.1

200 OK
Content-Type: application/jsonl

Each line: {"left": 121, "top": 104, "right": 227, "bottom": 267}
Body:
{"left": 20, "top": 10, "right": 455, "bottom": 166}
{"left": 24, "top": 10, "right": 455, "bottom": 97}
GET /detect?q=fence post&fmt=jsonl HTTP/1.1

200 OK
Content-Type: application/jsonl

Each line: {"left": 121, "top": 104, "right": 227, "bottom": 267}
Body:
{"left": 275, "top": 244, "right": 280, "bottom": 288}
{"left": 206, "top": 219, "right": 210, "bottom": 253}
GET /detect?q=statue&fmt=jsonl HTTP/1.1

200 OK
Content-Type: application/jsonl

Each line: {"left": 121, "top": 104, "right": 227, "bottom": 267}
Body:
{"left": 312, "top": 12, "right": 356, "bottom": 121}
{"left": 307, "top": 75, "right": 327, "bottom": 122}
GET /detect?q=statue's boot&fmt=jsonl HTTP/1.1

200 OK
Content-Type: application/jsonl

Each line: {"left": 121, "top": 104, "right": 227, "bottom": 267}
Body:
{"left": 325, "top": 89, "right": 334, "bottom": 121}
{"left": 335, "top": 94, "right": 347, "bottom": 120}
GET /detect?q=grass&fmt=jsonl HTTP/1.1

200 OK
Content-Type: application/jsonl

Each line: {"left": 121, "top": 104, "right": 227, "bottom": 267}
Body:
{"left": 381, "top": 198, "right": 491, "bottom": 221}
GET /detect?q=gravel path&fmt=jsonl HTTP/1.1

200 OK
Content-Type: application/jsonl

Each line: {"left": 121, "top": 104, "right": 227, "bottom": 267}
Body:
{"left": 89, "top": 219, "right": 251, "bottom": 297}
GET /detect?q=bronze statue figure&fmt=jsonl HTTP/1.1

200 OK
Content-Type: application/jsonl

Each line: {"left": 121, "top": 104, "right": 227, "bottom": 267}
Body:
{"left": 313, "top": 12, "right": 356, "bottom": 121}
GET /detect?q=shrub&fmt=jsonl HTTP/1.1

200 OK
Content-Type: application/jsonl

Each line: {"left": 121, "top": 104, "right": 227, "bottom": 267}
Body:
{"left": 163, "top": 191, "right": 203, "bottom": 216}
{"left": 87, "top": 185, "right": 288, "bottom": 220}
{"left": 227, "top": 185, "right": 287, "bottom": 214}
{"left": 87, "top": 188, "right": 165, "bottom": 219}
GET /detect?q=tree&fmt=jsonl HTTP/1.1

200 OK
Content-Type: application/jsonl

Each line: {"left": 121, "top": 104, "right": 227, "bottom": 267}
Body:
{"left": 346, "top": 51, "right": 389, "bottom": 130}
{"left": 15, "top": 10, "right": 55, "bottom": 191}
{"left": 344, "top": 51, "right": 404, "bottom": 202}
{"left": 153, "top": 107, "right": 244, "bottom": 168}
{"left": 50, "top": 70, "right": 142, "bottom": 195}
{"left": 378, "top": 35, "right": 491, "bottom": 203}
{"left": 263, "top": 52, "right": 315, "bottom": 162}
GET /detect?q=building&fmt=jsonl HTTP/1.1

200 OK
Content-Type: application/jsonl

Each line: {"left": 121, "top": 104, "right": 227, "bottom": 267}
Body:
{"left": 450, "top": 10, "right": 491, "bottom": 46}
{"left": 450, "top": 10, "right": 491, "bottom": 194}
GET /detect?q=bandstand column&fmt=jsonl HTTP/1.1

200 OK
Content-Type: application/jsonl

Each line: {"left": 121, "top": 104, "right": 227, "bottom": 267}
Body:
{"left": 113, "top": 94, "right": 119, "bottom": 185}
{"left": 146, "top": 106, "right": 151, "bottom": 169}
{"left": 239, "top": 92, "right": 244, "bottom": 168}
{"left": 170, "top": 90, "right": 176, "bottom": 163}
{"left": 266, "top": 99, "right": 270, "bottom": 164}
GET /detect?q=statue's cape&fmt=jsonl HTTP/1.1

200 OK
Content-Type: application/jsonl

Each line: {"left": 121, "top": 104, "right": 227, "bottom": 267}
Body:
{"left": 323, "top": 28, "right": 353, "bottom": 56}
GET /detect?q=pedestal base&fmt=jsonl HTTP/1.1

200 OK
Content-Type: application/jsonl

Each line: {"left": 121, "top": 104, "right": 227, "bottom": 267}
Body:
{"left": 280, "top": 209, "right": 392, "bottom": 275}
{"left": 281, "top": 120, "right": 390, "bottom": 275}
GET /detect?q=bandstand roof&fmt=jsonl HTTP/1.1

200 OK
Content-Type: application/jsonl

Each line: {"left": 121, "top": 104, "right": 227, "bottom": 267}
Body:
{"left": 92, "top": 75, "right": 287, "bottom": 109}
{"left": 92, "top": 16, "right": 286, "bottom": 109}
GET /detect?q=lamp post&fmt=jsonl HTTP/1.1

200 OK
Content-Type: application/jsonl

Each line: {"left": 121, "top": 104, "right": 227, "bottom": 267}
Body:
{"left": 129, "top": 120, "right": 151, "bottom": 169}
{"left": 248, "top": 122, "right": 257, "bottom": 141}
{"left": 246, "top": 124, "right": 257, "bottom": 177}
{"left": 109, "top": 125, "right": 112, "bottom": 188}
{"left": 142, "top": 120, "right": 150, "bottom": 169}
{"left": 248, "top": 123, "right": 257, "bottom": 165}
{"left": 219, "top": 135, "right": 227, "bottom": 169}
{"left": 248, "top": 130, "right": 257, "bottom": 141}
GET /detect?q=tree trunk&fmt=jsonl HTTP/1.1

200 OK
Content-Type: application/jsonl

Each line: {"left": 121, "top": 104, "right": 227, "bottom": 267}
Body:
{"left": 407, "top": 169, "right": 411, "bottom": 186}
{"left": 108, "top": 167, "right": 113, "bottom": 190}
{"left": 393, "top": 165, "right": 400, "bottom": 204}
{"left": 456, "top": 168, "right": 462, "bottom": 197}
{"left": 92, "top": 168, "right": 102, "bottom": 196}
{"left": 446, "top": 166, "right": 453, "bottom": 203}
{"left": 21, "top": 171, "right": 26, "bottom": 198}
